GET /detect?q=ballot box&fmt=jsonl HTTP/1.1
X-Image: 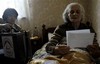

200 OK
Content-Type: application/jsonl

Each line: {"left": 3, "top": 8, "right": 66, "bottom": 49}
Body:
{"left": 0, "top": 32, "right": 32, "bottom": 63}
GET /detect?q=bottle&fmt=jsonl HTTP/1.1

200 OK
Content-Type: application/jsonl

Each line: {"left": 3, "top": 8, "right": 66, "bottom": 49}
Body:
{"left": 33, "top": 27, "right": 38, "bottom": 36}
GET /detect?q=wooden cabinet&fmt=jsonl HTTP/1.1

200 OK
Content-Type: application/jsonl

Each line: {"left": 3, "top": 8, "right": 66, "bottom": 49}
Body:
{"left": 30, "top": 36, "right": 42, "bottom": 54}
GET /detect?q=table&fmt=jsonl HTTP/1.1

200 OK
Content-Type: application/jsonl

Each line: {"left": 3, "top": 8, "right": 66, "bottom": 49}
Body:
{"left": 30, "top": 36, "right": 42, "bottom": 54}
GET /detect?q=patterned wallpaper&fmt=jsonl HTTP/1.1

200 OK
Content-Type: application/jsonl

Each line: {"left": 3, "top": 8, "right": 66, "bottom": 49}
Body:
{"left": 29, "top": 0, "right": 90, "bottom": 36}
{"left": 23, "top": 0, "right": 100, "bottom": 44}
{"left": 29, "top": 0, "right": 70, "bottom": 36}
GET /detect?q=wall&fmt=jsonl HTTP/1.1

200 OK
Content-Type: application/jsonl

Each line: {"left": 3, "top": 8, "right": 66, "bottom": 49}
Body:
{"left": 19, "top": 0, "right": 100, "bottom": 44}
{"left": 28, "top": 0, "right": 89, "bottom": 36}
{"left": 93, "top": 0, "right": 100, "bottom": 43}
{"left": 29, "top": 0, "right": 70, "bottom": 36}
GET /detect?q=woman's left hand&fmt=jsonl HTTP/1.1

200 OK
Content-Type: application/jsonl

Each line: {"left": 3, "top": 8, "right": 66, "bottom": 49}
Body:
{"left": 87, "top": 43, "right": 100, "bottom": 58}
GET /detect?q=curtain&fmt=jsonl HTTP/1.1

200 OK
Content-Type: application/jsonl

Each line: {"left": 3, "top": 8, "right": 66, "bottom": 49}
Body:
{"left": 0, "top": 0, "right": 31, "bottom": 19}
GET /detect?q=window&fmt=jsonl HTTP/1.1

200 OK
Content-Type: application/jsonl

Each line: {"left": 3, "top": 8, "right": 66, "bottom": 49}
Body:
{"left": 0, "top": 0, "right": 27, "bottom": 19}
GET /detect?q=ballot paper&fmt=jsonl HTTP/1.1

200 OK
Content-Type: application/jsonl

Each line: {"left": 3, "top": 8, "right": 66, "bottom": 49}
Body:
{"left": 66, "top": 29, "right": 95, "bottom": 48}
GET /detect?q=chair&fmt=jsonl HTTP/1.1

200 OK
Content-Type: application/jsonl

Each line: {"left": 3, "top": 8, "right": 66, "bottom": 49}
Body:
{"left": 0, "top": 31, "right": 32, "bottom": 63}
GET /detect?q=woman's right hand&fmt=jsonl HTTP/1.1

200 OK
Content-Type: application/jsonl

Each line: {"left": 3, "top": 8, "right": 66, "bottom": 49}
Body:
{"left": 54, "top": 44, "right": 70, "bottom": 55}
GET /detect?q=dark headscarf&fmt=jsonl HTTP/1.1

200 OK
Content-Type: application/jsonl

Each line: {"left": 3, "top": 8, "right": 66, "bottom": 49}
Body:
{"left": 2, "top": 8, "right": 18, "bottom": 22}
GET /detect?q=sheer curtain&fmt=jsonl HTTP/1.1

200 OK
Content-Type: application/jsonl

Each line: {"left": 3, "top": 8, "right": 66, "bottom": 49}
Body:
{"left": 0, "top": 0, "right": 33, "bottom": 32}
{"left": 0, "top": 0, "right": 32, "bottom": 19}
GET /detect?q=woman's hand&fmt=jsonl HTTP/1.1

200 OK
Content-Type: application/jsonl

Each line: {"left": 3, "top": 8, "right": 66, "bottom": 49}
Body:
{"left": 54, "top": 44, "right": 70, "bottom": 55}
{"left": 87, "top": 43, "right": 100, "bottom": 58}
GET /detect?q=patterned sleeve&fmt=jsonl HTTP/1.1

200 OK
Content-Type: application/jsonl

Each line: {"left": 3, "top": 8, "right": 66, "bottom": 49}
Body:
{"left": 45, "top": 26, "right": 63, "bottom": 55}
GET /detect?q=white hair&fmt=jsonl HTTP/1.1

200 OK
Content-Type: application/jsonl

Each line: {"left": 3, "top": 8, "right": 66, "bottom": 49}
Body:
{"left": 62, "top": 2, "right": 85, "bottom": 23}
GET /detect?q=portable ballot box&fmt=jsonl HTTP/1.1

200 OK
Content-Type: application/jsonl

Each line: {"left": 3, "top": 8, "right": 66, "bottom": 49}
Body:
{"left": 0, "top": 32, "right": 32, "bottom": 62}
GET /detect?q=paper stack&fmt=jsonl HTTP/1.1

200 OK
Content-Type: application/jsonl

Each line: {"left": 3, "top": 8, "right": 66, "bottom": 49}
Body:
{"left": 66, "top": 29, "right": 94, "bottom": 48}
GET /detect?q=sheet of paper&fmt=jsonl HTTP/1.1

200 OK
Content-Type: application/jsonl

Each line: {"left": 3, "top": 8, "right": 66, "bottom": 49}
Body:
{"left": 66, "top": 29, "right": 90, "bottom": 33}
{"left": 66, "top": 29, "right": 94, "bottom": 48}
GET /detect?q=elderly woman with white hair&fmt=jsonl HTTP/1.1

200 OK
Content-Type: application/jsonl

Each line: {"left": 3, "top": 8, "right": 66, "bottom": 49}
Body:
{"left": 44, "top": 2, "right": 100, "bottom": 64}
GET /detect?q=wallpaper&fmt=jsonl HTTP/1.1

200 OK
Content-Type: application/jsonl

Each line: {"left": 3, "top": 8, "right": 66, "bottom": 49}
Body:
{"left": 18, "top": 0, "right": 100, "bottom": 44}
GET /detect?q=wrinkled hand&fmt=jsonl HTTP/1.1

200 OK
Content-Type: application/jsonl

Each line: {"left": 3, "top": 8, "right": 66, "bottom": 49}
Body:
{"left": 54, "top": 45, "right": 70, "bottom": 55}
{"left": 87, "top": 44, "right": 100, "bottom": 58}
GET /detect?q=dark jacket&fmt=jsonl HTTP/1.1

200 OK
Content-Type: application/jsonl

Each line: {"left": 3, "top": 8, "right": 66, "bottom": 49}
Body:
{"left": 46, "top": 22, "right": 96, "bottom": 55}
{"left": 0, "top": 24, "right": 22, "bottom": 33}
